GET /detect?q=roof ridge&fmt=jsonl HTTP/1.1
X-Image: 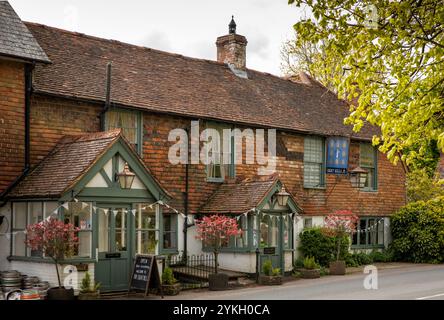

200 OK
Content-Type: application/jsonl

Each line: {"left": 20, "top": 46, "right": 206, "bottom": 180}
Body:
{"left": 23, "top": 21, "right": 306, "bottom": 82}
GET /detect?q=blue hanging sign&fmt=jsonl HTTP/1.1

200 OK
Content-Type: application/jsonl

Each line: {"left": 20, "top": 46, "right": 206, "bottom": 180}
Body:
{"left": 326, "top": 137, "right": 349, "bottom": 174}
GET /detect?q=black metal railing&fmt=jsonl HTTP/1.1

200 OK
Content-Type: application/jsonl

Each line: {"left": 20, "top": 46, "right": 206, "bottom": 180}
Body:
{"left": 167, "top": 254, "right": 215, "bottom": 288}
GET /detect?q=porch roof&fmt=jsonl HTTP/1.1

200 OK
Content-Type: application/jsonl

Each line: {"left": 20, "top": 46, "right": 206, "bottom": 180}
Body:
{"left": 7, "top": 129, "right": 169, "bottom": 199}
{"left": 199, "top": 174, "right": 299, "bottom": 214}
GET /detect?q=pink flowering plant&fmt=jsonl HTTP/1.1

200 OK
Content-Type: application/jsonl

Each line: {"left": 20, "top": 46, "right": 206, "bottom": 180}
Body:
{"left": 323, "top": 210, "right": 359, "bottom": 262}
{"left": 26, "top": 217, "right": 80, "bottom": 288}
{"left": 195, "top": 214, "right": 242, "bottom": 274}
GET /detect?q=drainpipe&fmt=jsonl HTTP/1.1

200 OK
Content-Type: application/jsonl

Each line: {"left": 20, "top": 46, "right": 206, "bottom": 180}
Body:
{"left": 182, "top": 127, "right": 190, "bottom": 261}
{"left": 99, "top": 62, "right": 112, "bottom": 131}
{"left": 0, "top": 62, "right": 34, "bottom": 207}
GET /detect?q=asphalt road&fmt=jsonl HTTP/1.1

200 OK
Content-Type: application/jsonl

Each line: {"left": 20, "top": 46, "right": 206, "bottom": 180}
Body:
{"left": 169, "top": 264, "right": 444, "bottom": 300}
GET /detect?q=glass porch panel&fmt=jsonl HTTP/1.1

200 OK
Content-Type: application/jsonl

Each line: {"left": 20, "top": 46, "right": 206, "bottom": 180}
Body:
{"left": 270, "top": 217, "right": 278, "bottom": 247}
{"left": 136, "top": 230, "right": 158, "bottom": 254}
{"left": 115, "top": 209, "right": 127, "bottom": 252}
{"left": 98, "top": 211, "right": 110, "bottom": 252}
{"left": 77, "top": 232, "right": 92, "bottom": 257}
{"left": 260, "top": 215, "right": 270, "bottom": 247}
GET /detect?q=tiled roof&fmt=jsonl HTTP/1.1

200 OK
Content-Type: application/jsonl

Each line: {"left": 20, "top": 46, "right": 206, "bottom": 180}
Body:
{"left": 8, "top": 130, "right": 121, "bottom": 198}
{"left": 199, "top": 175, "right": 281, "bottom": 214}
{"left": 0, "top": 2, "right": 49, "bottom": 63}
{"left": 25, "top": 22, "right": 377, "bottom": 140}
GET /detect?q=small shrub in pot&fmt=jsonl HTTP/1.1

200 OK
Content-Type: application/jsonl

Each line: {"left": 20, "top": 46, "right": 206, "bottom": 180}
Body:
{"left": 78, "top": 272, "right": 100, "bottom": 300}
{"left": 161, "top": 267, "right": 181, "bottom": 296}
{"left": 301, "top": 257, "right": 321, "bottom": 279}
{"left": 259, "top": 259, "right": 282, "bottom": 285}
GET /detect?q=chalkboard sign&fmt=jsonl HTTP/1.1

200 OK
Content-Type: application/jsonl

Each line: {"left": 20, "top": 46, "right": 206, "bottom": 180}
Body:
{"left": 128, "top": 255, "right": 163, "bottom": 297}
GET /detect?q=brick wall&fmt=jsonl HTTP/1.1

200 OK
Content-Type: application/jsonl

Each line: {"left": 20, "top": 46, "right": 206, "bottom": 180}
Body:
{"left": 23, "top": 94, "right": 406, "bottom": 216}
{"left": 29, "top": 95, "right": 101, "bottom": 166}
{"left": 0, "top": 60, "right": 25, "bottom": 194}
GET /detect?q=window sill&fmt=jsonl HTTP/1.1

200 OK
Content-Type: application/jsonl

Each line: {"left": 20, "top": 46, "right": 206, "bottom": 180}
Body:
{"left": 303, "top": 186, "right": 326, "bottom": 190}
{"left": 359, "top": 189, "right": 378, "bottom": 193}
{"left": 206, "top": 178, "right": 225, "bottom": 183}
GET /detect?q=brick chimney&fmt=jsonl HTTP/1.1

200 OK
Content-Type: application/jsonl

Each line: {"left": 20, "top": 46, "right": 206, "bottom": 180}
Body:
{"left": 216, "top": 16, "right": 247, "bottom": 70}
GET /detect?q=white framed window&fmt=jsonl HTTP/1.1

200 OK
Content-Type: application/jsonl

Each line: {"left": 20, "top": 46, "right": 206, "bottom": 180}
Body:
{"left": 304, "top": 136, "right": 325, "bottom": 188}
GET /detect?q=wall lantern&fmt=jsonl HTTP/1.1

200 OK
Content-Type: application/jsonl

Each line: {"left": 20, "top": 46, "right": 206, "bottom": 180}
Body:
{"left": 349, "top": 166, "right": 368, "bottom": 189}
{"left": 276, "top": 186, "right": 290, "bottom": 207}
{"left": 116, "top": 162, "right": 135, "bottom": 189}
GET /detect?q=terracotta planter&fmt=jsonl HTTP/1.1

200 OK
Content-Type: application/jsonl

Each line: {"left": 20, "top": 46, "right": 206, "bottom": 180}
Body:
{"left": 329, "top": 260, "right": 346, "bottom": 275}
{"left": 301, "top": 269, "right": 320, "bottom": 279}
{"left": 47, "top": 287, "right": 75, "bottom": 300}
{"left": 162, "top": 283, "right": 181, "bottom": 296}
{"left": 208, "top": 273, "right": 229, "bottom": 291}
{"left": 78, "top": 291, "right": 100, "bottom": 300}
{"left": 259, "top": 275, "right": 282, "bottom": 286}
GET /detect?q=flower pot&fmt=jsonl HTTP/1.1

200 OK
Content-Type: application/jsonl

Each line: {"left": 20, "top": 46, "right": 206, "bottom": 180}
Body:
{"left": 47, "top": 287, "right": 75, "bottom": 300}
{"left": 329, "top": 260, "right": 346, "bottom": 275}
{"left": 208, "top": 273, "right": 229, "bottom": 291}
{"left": 301, "top": 268, "right": 320, "bottom": 279}
{"left": 259, "top": 275, "right": 282, "bottom": 286}
{"left": 78, "top": 291, "right": 100, "bottom": 300}
{"left": 162, "top": 283, "right": 181, "bottom": 296}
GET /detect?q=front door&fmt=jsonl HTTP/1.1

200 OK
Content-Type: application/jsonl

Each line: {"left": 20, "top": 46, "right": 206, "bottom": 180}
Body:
{"left": 96, "top": 205, "right": 131, "bottom": 292}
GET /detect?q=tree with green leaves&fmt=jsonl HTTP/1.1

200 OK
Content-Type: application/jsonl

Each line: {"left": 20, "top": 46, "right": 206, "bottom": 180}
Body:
{"left": 288, "top": 0, "right": 444, "bottom": 171}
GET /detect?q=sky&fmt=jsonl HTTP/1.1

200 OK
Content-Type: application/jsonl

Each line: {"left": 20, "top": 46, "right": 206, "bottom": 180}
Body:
{"left": 7, "top": 0, "right": 307, "bottom": 76}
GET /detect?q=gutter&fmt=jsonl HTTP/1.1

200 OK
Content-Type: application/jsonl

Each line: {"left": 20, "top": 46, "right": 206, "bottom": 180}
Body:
{"left": 182, "top": 127, "right": 190, "bottom": 260}
{"left": 0, "top": 63, "right": 34, "bottom": 206}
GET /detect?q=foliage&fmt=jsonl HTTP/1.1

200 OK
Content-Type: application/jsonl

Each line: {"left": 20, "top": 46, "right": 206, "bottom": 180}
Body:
{"left": 303, "top": 256, "right": 319, "bottom": 270}
{"left": 80, "top": 272, "right": 100, "bottom": 293}
{"left": 299, "top": 227, "right": 349, "bottom": 266}
{"left": 162, "top": 267, "right": 178, "bottom": 285}
{"left": 390, "top": 196, "right": 444, "bottom": 263}
{"left": 272, "top": 268, "right": 281, "bottom": 277}
{"left": 281, "top": 33, "right": 342, "bottom": 92}
{"left": 319, "top": 266, "right": 329, "bottom": 276}
{"left": 322, "top": 210, "right": 358, "bottom": 261}
{"left": 407, "top": 168, "right": 444, "bottom": 202}
{"left": 262, "top": 259, "right": 273, "bottom": 276}
{"left": 195, "top": 214, "right": 241, "bottom": 273}
{"left": 288, "top": 0, "right": 444, "bottom": 170}
{"left": 292, "top": 270, "right": 302, "bottom": 278}
{"left": 26, "top": 217, "right": 79, "bottom": 287}
{"left": 345, "top": 250, "right": 393, "bottom": 267}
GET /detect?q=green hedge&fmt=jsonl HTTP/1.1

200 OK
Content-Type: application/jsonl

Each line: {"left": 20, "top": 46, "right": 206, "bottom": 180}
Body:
{"left": 390, "top": 196, "right": 444, "bottom": 263}
{"left": 298, "top": 228, "right": 349, "bottom": 266}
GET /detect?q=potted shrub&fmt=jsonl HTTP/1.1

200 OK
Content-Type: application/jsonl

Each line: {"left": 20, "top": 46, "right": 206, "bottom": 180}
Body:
{"left": 161, "top": 267, "right": 181, "bottom": 296}
{"left": 323, "top": 210, "right": 358, "bottom": 275}
{"left": 78, "top": 272, "right": 100, "bottom": 300}
{"left": 259, "top": 259, "right": 282, "bottom": 285}
{"left": 26, "top": 217, "right": 79, "bottom": 300}
{"left": 195, "top": 214, "right": 242, "bottom": 291}
{"left": 300, "top": 256, "right": 321, "bottom": 279}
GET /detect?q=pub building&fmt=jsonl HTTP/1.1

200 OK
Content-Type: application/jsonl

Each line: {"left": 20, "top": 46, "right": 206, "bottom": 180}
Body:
{"left": 0, "top": 2, "right": 406, "bottom": 292}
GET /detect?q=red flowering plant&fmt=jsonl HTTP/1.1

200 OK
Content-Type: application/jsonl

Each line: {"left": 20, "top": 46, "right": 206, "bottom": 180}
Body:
{"left": 322, "top": 210, "right": 359, "bottom": 262}
{"left": 26, "top": 217, "right": 80, "bottom": 288}
{"left": 195, "top": 214, "right": 242, "bottom": 274}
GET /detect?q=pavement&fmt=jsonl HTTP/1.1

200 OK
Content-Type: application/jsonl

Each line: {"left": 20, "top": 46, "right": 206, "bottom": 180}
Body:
{"left": 159, "top": 263, "right": 444, "bottom": 300}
